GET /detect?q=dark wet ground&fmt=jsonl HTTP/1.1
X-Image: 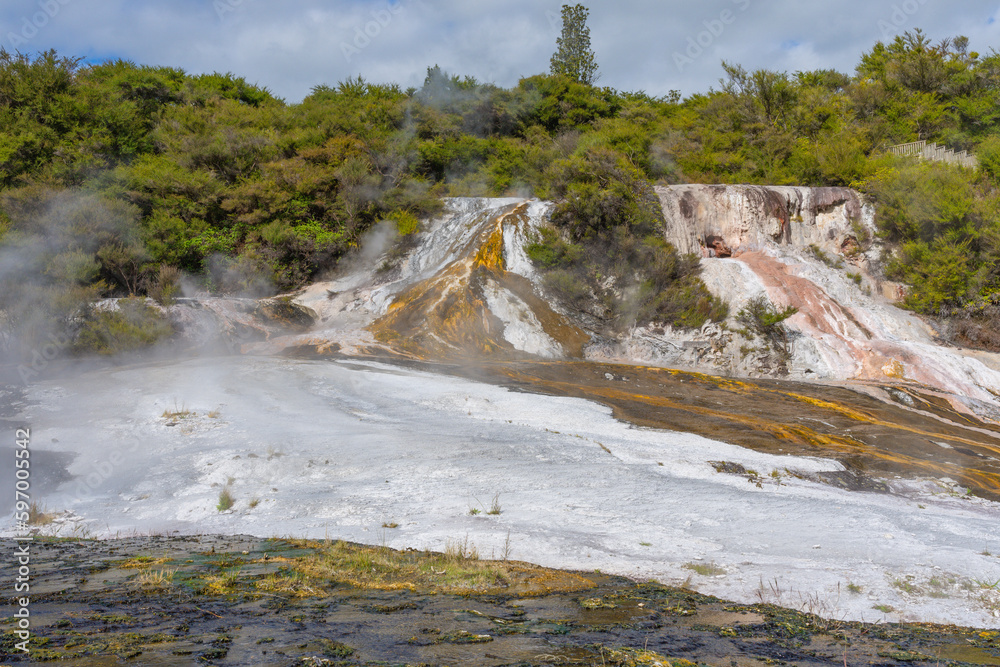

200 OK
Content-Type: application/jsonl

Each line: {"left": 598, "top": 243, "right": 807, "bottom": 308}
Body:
{"left": 0, "top": 388, "right": 75, "bottom": 517}
{"left": 0, "top": 440, "right": 75, "bottom": 518}
{"left": 2, "top": 535, "right": 1000, "bottom": 666}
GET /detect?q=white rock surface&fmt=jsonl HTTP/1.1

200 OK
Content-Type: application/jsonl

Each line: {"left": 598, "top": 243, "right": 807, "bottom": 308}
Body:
{"left": 3, "top": 356, "right": 998, "bottom": 627}
{"left": 7, "top": 196, "right": 1000, "bottom": 631}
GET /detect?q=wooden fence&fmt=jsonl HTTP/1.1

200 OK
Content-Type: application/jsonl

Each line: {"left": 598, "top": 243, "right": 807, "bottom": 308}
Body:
{"left": 888, "top": 140, "right": 978, "bottom": 169}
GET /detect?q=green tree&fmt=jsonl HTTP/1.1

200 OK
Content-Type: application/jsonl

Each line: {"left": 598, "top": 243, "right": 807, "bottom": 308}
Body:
{"left": 550, "top": 4, "right": 598, "bottom": 85}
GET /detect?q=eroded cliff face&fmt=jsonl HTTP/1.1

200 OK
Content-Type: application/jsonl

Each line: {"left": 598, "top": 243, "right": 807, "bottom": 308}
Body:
{"left": 126, "top": 191, "right": 1000, "bottom": 426}
{"left": 585, "top": 184, "right": 1000, "bottom": 420}
{"left": 658, "top": 184, "right": 868, "bottom": 259}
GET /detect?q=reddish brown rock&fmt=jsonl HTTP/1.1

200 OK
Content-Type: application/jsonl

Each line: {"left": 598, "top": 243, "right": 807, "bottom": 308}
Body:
{"left": 704, "top": 234, "right": 732, "bottom": 257}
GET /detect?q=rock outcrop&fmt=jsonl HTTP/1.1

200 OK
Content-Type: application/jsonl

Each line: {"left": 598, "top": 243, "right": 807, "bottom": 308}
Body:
{"left": 609, "top": 184, "right": 1000, "bottom": 416}
{"left": 657, "top": 184, "right": 868, "bottom": 258}
{"left": 163, "top": 297, "right": 317, "bottom": 353}
{"left": 289, "top": 198, "right": 588, "bottom": 360}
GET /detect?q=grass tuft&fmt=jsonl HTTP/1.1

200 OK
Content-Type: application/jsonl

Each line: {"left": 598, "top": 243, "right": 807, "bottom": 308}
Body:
{"left": 487, "top": 492, "right": 502, "bottom": 515}
{"left": 683, "top": 561, "right": 725, "bottom": 576}
{"left": 161, "top": 400, "right": 195, "bottom": 420}
{"left": 27, "top": 501, "right": 54, "bottom": 526}
{"left": 217, "top": 487, "right": 235, "bottom": 512}
{"left": 133, "top": 568, "right": 175, "bottom": 590}
{"left": 120, "top": 556, "right": 171, "bottom": 569}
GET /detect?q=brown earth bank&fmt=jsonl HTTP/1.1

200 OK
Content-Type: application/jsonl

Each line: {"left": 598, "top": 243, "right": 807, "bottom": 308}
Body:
{"left": 2, "top": 535, "right": 1000, "bottom": 667}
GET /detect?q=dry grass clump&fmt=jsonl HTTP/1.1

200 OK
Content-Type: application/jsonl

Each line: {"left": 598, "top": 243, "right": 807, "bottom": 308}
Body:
{"left": 281, "top": 538, "right": 594, "bottom": 596}
{"left": 119, "top": 556, "right": 171, "bottom": 569}
{"left": 27, "top": 501, "right": 54, "bottom": 526}
{"left": 217, "top": 486, "right": 235, "bottom": 512}
{"left": 682, "top": 561, "right": 726, "bottom": 577}
{"left": 161, "top": 401, "right": 195, "bottom": 420}
{"left": 133, "top": 568, "right": 175, "bottom": 590}
{"left": 291, "top": 538, "right": 504, "bottom": 593}
{"left": 444, "top": 535, "right": 479, "bottom": 561}
{"left": 255, "top": 571, "right": 319, "bottom": 598}
{"left": 203, "top": 569, "right": 242, "bottom": 595}
{"left": 598, "top": 646, "right": 696, "bottom": 667}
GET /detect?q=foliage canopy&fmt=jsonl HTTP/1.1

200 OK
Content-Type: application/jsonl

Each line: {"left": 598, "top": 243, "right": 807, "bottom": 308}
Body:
{"left": 2, "top": 25, "right": 1000, "bottom": 352}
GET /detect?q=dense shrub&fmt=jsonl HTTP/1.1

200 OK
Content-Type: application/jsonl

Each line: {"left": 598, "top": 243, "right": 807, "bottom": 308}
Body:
{"left": 73, "top": 297, "right": 174, "bottom": 355}
{"left": 526, "top": 147, "right": 727, "bottom": 329}
{"left": 736, "top": 295, "right": 798, "bottom": 356}
{"left": 525, "top": 227, "right": 584, "bottom": 268}
{"left": 2, "top": 37, "right": 1000, "bottom": 334}
{"left": 888, "top": 240, "right": 973, "bottom": 313}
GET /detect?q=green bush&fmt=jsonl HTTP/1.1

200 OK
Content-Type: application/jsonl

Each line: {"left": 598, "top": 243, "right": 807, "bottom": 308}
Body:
{"left": 542, "top": 269, "right": 593, "bottom": 308}
{"left": 864, "top": 159, "right": 976, "bottom": 244}
{"left": 525, "top": 147, "right": 727, "bottom": 329}
{"left": 889, "top": 240, "right": 973, "bottom": 313}
{"left": 217, "top": 486, "right": 235, "bottom": 512}
{"left": 73, "top": 297, "right": 174, "bottom": 355}
{"left": 147, "top": 265, "right": 181, "bottom": 305}
{"left": 637, "top": 275, "right": 729, "bottom": 327}
{"left": 736, "top": 295, "right": 798, "bottom": 355}
{"left": 525, "top": 228, "right": 584, "bottom": 269}
{"left": 390, "top": 210, "right": 421, "bottom": 236}
{"left": 976, "top": 135, "right": 1000, "bottom": 185}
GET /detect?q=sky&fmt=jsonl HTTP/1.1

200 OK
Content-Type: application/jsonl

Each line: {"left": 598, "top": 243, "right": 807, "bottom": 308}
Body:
{"left": 2, "top": 0, "right": 999, "bottom": 102}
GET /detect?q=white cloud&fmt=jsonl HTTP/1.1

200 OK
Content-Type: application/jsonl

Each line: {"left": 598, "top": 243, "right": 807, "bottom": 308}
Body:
{"left": 1, "top": 0, "right": 997, "bottom": 102}
{"left": 775, "top": 42, "right": 823, "bottom": 74}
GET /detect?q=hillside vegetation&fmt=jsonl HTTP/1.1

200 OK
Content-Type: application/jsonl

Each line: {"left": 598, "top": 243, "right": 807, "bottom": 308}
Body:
{"left": 2, "top": 29, "right": 1000, "bottom": 355}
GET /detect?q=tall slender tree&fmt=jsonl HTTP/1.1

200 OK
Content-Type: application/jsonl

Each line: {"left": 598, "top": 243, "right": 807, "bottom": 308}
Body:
{"left": 550, "top": 4, "right": 598, "bottom": 85}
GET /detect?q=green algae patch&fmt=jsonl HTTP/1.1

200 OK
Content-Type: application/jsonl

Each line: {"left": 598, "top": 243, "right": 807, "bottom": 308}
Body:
{"left": 590, "top": 645, "right": 689, "bottom": 666}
